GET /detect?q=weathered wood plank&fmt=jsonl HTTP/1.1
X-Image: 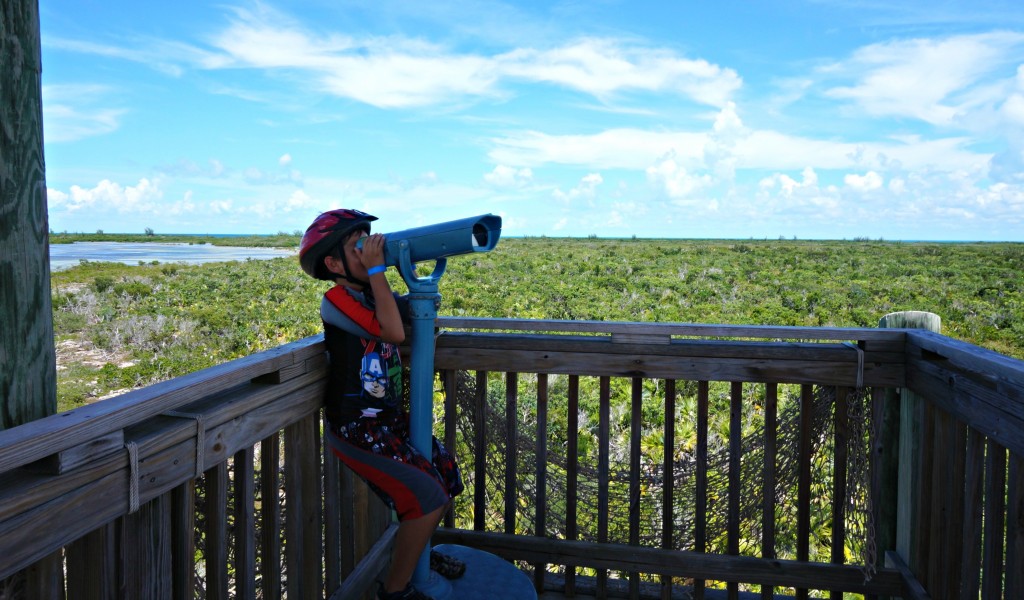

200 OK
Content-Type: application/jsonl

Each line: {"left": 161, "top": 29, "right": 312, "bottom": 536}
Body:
{"left": 0, "top": 0, "right": 57, "bottom": 432}
{"left": 1005, "top": 453, "right": 1024, "bottom": 600}
{"left": 597, "top": 376, "right": 610, "bottom": 597}
{"left": 504, "top": 372, "right": 518, "bottom": 535}
{"left": 171, "top": 480, "right": 195, "bottom": 600}
{"left": 234, "top": 447, "right": 256, "bottom": 600}
{"left": 728, "top": 381, "right": 742, "bottom": 600}
{"left": 120, "top": 492, "right": 173, "bottom": 600}
{"left": 830, "top": 386, "right": 849, "bottom": 600}
{"left": 438, "top": 331, "right": 904, "bottom": 364}
{"left": 0, "top": 383, "right": 323, "bottom": 581}
{"left": 629, "top": 377, "right": 642, "bottom": 599}
{"left": 981, "top": 442, "right": 1006, "bottom": 599}
{"left": 694, "top": 380, "right": 709, "bottom": 600}
{"left": 65, "top": 523, "right": 117, "bottom": 600}
{"left": 958, "top": 427, "right": 984, "bottom": 600}
{"left": 761, "top": 382, "right": 777, "bottom": 600}
{"left": 442, "top": 369, "right": 457, "bottom": 529}
{"left": 906, "top": 354, "right": 1024, "bottom": 458}
{"left": 284, "top": 415, "right": 322, "bottom": 600}
{"left": 533, "top": 374, "right": 549, "bottom": 593}
{"left": 260, "top": 433, "right": 282, "bottom": 600}
{"left": 0, "top": 335, "right": 325, "bottom": 474}
{"left": 436, "top": 316, "right": 906, "bottom": 343}
{"left": 566, "top": 374, "right": 580, "bottom": 596}
{"left": 473, "top": 371, "right": 488, "bottom": 532}
{"left": 883, "top": 551, "right": 931, "bottom": 600}
{"left": 205, "top": 462, "right": 230, "bottom": 600}
{"left": 26, "top": 430, "right": 124, "bottom": 475}
{"left": 329, "top": 524, "right": 396, "bottom": 600}
{"left": 797, "top": 384, "right": 812, "bottom": 600}
{"left": 435, "top": 344, "right": 900, "bottom": 387}
{"left": 662, "top": 379, "right": 676, "bottom": 600}
{"left": 432, "top": 530, "right": 906, "bottom": 595}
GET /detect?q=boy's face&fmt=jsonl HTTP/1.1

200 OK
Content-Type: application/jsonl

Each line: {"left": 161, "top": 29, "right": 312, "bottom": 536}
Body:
{"left": 324, "top": 229, "right": 368, "bottom": 281}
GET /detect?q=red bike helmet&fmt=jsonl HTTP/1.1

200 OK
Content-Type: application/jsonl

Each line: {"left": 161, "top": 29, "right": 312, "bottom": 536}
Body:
{"left": 299, "top": 208, "right": 377, "bottom": 280}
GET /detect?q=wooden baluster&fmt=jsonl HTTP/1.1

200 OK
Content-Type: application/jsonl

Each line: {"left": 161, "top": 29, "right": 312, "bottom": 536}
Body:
{"left": 206, "top": 462, "right": 229, "bottom": 600}
{"left": 831, "top": 387, "right": 849, "bottom": 600}
{"left": 473, "top": 371, "right": 488, "bottom": 532}
{"left": 695, "top": 380, "right": 709, "bottom": 600}
{"left": 534, "top": 373, "right": 549, "bottom": 594}
{"left": 505, "top": 372, "right": 519, "bottom": 536}
{"left": 959, "top": 427, "right": 985, "bottom": 600}
{"left": 566, "top": 375, "right": 580, "bottom": 597}
{"left": 981, "top": 442, "right": 1006, "bottom": 599}
{"left": 597, "top": 376, "right": 611, "bottom": 598}
{"left": 629, "top": 377, "right": 642, "bottom": 600}
{"left": 234, "top": 447, "right": 256, "bottom": 600}
{"left": 260, "top": 433, "right": 282, "bottom": 600}
{"left": 728, "top": 381, "right": 742, "bottom": 600}
{"left": 797, "top": 384, "right": 812, "bottom": 600}
{"left": 1005, "top": 453, "right": 1024, "bottom": 599}
{"left": 662, "top": 379, "right": 676, "bottom": 600}
{"left": 762, "top": 382, "right": 778, "bottom": 600}
{"left": 443, "top": 369, "right": 458, "bottom": 528}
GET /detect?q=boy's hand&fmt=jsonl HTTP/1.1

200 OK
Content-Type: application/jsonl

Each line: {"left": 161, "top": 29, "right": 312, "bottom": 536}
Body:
{"left": 357, "top": 233, "right": 387, "bottom": 267}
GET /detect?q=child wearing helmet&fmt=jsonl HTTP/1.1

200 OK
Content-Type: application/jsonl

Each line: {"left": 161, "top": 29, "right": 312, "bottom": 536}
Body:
{"left": 299, "top": 209, "right": 464, "bottom": 600}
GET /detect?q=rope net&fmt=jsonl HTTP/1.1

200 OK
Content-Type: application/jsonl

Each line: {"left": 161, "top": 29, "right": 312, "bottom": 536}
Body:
{"left": 445, "top": 370, "right": 876, "bottom": 578}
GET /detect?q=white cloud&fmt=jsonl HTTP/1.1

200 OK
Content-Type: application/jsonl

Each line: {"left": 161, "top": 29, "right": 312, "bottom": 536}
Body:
{"left": 484, "top": 165, "right": 533, "bottom": 187}
{"left": 279, "top": 153, "right": 292, "bottom": 166}
{"left": 41, "top": 85, "right": 125, "bottom": 142}
{"left": 497, "top": 38, "right": 741, "bottom": 106}
{"left": 759, "top": 167, "right": 819, "bottom": 197}
{"left": 490, "top": 128, "right": 707, "bottom": 170}
{"left": 824, "top": 32, "right": 1024, "bottom": 126}
{"left": 553, "top": 173, "right": 603, "bottom": 204}
{"left": 646, "top": 154, "right": 713, "bottom": 199}
{"left": 195, "top": 6, "right": 739, "bottom": 109}
{"left": 844, "top": 171, "right": 884, "bottom": 192}
{"left": 49, "top": 178, "right": 164, "bottom": 213}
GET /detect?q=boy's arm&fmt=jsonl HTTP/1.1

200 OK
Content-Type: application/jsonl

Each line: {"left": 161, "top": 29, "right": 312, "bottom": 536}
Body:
{"left": 358, "top": 234, "right": 406, "bottom": 344}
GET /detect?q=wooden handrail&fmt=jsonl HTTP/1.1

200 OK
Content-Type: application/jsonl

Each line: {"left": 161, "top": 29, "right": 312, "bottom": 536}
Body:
{"left": 1, "top": 318, "right": 1020, "bottom": 598}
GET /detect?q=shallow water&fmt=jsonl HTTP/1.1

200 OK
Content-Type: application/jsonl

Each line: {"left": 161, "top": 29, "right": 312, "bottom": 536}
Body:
{"left": 50, "top": 242, "right": 295, "bottom": 271}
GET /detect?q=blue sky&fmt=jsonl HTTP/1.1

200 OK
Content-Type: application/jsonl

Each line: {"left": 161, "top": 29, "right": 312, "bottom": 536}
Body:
{"left": 40, "top": 0, "right": 1024, "bottom": 240}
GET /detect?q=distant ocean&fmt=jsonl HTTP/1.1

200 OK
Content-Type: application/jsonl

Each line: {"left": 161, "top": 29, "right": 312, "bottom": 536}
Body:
{"left": 50, "top": 242, "right": 295, "bottom": 271}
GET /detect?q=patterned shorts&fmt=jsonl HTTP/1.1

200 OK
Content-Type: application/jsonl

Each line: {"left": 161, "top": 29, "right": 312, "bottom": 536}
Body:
{"left": 327, "top": 413, "right": 464, "bottom": 521}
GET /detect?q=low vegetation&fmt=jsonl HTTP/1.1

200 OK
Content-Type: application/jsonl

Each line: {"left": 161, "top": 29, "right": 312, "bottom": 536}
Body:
{"left": 51, "top": 237, "right": 1023, "bottom": 411}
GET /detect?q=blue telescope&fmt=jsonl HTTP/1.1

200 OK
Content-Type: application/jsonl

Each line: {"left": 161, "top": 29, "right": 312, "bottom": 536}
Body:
{"left": 359, "top": 213, "right": 501, "bottom": 264}
{"left": 357, "top": 213, "right": 501, "bottom": 282}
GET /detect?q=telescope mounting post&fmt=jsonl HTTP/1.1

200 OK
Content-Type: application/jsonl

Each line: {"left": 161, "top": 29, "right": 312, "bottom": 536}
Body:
{"left": 391, "top": 225, "right": 535, "bottom": 600}
{"left": 395, "top": 242, "right": 452, "bottom": 599}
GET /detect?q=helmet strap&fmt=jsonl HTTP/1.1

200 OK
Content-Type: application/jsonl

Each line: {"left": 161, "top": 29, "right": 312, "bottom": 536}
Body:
{"left": 337, "top": 248, "right": 370, "bottom": 289}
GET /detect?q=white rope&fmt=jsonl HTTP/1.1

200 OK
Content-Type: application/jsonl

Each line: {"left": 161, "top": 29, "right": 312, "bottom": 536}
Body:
{"left": 163, "top": 410, "right": 206, "bottom": 478}
{"left": 125, "top": 441, "right": 140, "bottom": 513}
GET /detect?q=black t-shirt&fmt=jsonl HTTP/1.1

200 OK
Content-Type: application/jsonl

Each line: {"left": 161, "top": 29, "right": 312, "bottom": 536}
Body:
{"left": 321, "top": 285, "right": 408, "bottom": 424}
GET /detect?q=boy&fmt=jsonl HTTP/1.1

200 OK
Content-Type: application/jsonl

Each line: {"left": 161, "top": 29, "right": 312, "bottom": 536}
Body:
{"left": 299, "top": 209, "right": 465, "bottom": 600}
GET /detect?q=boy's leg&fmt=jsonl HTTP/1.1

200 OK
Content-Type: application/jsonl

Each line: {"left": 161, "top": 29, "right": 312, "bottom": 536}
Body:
{"left": 382, "top": 503, "right": 447, "bottom": 593}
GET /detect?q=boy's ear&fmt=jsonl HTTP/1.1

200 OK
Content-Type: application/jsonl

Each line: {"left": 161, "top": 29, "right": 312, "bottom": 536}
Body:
{"left": 323, "top": 254, "right": 345, "bottom": 276}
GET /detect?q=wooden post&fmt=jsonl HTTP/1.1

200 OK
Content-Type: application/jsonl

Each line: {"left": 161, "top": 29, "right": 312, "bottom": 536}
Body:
{"left": 1, "top": 2, "right": 58, "bottom": 598}
{"left": 1, "top": 0, "right": 56, "bottom": 430}
{"left": 877, "top": 312, "right": 941, "bottom": 585}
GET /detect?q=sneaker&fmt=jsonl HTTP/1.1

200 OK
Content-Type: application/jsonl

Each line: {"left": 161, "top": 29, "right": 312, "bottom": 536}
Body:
{"left": 377, "top": 582, "right": 434, "bottom": 600}
{"left": 429, "top": 549, "right": 466, "bottom": 579}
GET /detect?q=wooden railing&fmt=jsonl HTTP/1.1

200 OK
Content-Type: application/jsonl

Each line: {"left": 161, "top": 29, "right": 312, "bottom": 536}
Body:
{"left": 0, "top": 317, "right": 1021, "bottom": 599}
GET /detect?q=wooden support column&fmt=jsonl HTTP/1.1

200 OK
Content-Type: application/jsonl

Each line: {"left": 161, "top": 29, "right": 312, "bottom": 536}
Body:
{"left": 1, "top": 0, "right": 55, "bottom": 428}
{"left": 1, "top": 1, "right": 58, "bottom": 598}
{"left": 877, "top": 311, "right": 941, "bottom": 589}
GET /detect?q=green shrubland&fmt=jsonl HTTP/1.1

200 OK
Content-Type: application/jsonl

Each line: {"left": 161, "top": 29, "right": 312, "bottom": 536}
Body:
{"left": 51, "top": 238, "right": 1023, "bottom": 411}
